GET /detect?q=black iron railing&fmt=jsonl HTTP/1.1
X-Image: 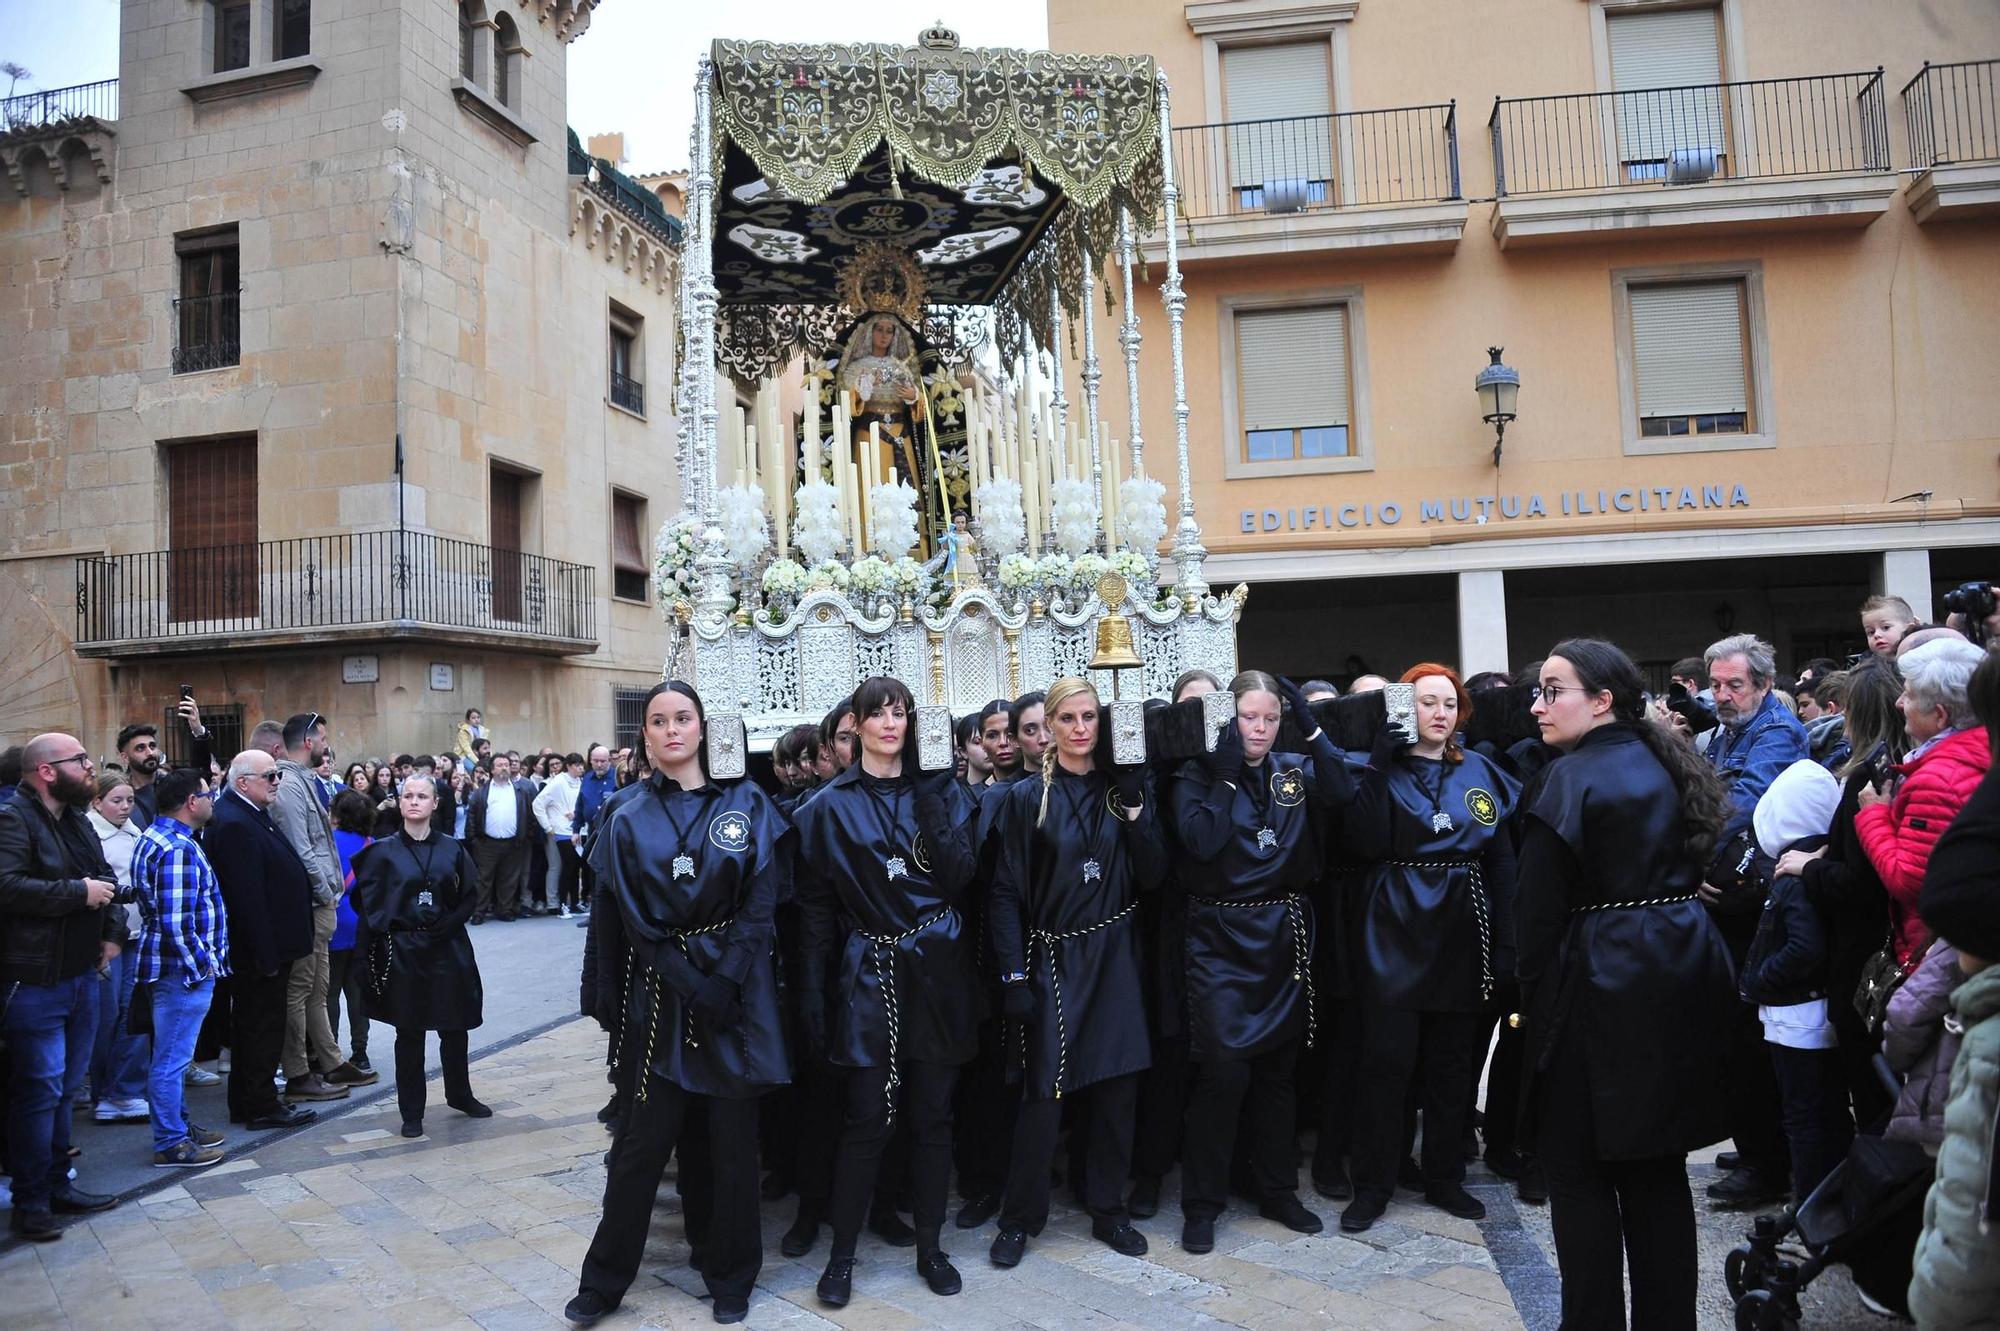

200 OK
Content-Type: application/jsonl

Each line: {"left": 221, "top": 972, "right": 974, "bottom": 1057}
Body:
{"left": 75, "top": 531, "right": 597, "bottom": 649}
{"left": 1170, "top": 103, "right": 1459, "bottom": 222}
{"left": 1903, "top": 59, "right": 2000, "bottom": 168}
{"left": 173, "top": 290, "right": 241, "bottom": 374}
{"left": 1490, "top": 69, "right": 1888, "bottom": 197}
{"left": 610, "top": 369, "right": 645, "bottom": 414}
{"left": 1, "top": 78, "right": 118, "bottom": 132}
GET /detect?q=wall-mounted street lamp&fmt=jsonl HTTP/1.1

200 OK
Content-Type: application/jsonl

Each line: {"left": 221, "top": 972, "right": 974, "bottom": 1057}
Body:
{"left": 1475, "top": 346, "right": 1519, "bottom": 467}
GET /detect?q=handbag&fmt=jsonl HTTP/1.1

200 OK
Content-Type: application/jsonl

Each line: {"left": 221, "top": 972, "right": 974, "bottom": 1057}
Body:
{"left": 1854, "top": 933, "right": 1927, "bottom": 1035}
{"left": 128, "top": 979, "right": 154, "bottom": 1036}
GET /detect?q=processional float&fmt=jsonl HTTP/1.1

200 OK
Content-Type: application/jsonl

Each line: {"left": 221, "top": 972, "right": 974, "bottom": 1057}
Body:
{"left": 661, "top": 27, "right": 1244, "bottom": 747}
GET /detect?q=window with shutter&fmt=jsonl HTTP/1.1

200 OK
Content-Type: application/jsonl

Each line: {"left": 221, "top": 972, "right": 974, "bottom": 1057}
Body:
{"left": 1236, "top": 306, "right": 1351, "bottom": 463}
{"left": 612, "top": 492, "right": 648, "bottom": 602}
{"left": 1607, "top": 7, "right": 1727, "bottom": 178}
{"left": 1222, "top": 43, "right": 1334, "bottom": 203}
{"left": 175, "top": 226, "right": 240, "bottom": 374}
{"left": 1630, "top": 280, "right": 1750, "bottom": 437}
{"left": 166, "top": 436, "right": 258, "bottom": 623}
{"left": 491, "top": 466, "right": 525, "bottom": 621}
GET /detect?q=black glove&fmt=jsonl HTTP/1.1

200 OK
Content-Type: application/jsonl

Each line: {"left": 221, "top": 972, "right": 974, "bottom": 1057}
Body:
{"left": 1370, "top": 711, "right": 1414, "bottom": 770}
{"left": 797, "top": 989, "right": 828, "bottom": 1057}
{"left": 1001, "top": 981, "right": 1035, "bottom": 1020}
{"left": 689, "top": 972, "right": 743, "bottom": 1028}
{"left": 1113, "top": 762, "right": 1145, "bottom": 809}
{"left": 1277, "top": 676, "right": 1319, "bottom": 736}
{"left": 1206, "top": 718, "right": 1244, "bottom": 786}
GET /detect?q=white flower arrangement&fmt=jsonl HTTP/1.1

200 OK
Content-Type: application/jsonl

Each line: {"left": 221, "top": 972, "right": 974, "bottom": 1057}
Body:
{"left": 1050, "top": 476, "right": 1099, "bottom": 558}
{"left": 891, "top": 556, "right": 928, "bottom": 598}
{"left": 999, "top": 553, "right": 1040, "bottom": 591}
{"left": 972, "top": 477, "right": 1026, "bottom": 556}
{"left": 1119, "top": 473, "right": 1168, "bottom": 556}
{"left": 806, "top": 559, "right": 852, "bottom": 592}
{"left": 1069, "top": 552, "right": 1109, "bottom": 591}
{"left": 1110, "top": 550, "right": 1152, "bottom": 585}
{"left": 850, "top": 556, "right": 893, "bottom": 594}
{"left": 1036, "top": 551, "right": 1074, "bottom": 588}
{"left": 717, "top": 484, "right": 769, "bottom": 569}
{"left": 866, "top": 480, "right": 921, "bottom": 560}
{"left": 761, "top": 558, "right": 808, "bottom": 600}
{"left": 793, "top": 480, "right": 845, "bottom": 567}
{"left": 653, "top": 516, "right": 703, "bottom": 611}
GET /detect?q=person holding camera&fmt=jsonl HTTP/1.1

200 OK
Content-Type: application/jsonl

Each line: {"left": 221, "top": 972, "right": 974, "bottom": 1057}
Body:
{"left": 1941, "top": 579, "right": 1998, "bottom": 649}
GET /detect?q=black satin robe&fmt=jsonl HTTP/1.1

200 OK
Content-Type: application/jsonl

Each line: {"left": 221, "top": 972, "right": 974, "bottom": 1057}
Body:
{"left": 350, "top": 830, "right": 484, "bottom": 1032}
{"left": 988, "top": 765, "right": 1168, "bottom": 1097}
{"left": 1347, "top": 750, "right": 1522, "bottom": 1013}
{"left": 794, "top": 764, "right": 980, "bottom": 1069}
{"left": 1515, "top": 722, "right": 1735, "bottom": 1159}
{"left": 1172, "top": 735, "right": 1356, "bottom": 1061}
{"left": 588, "top": 771, "right": 793, "bottom": 1098}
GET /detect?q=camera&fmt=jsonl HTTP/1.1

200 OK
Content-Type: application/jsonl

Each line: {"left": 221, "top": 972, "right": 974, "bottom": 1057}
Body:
{"left": 1666, "top": 680, "right": 1718, "bottom": 734}
{"left": 1941, "top": 580, "right": 1995, "bottom": 646}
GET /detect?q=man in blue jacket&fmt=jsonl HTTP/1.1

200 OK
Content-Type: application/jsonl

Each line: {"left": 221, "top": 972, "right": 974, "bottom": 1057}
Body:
{"left": 571, "top": 744, "right": 618, "bottom": 913}
{"left": 203, "top": 749, "right": 317, "bottom": 1130}
{"left": 1699, "top": 632, "right": 1809, "bottom": 1209}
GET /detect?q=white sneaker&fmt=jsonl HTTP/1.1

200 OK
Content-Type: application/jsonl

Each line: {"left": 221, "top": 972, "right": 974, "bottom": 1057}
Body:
{"left": 184, "top": 1064, "right": 221, "bottom": 1086}
{"left": 558, "top": 905, "right": 572, "bottom": 918}
{"left": 94, "top": 1097, "right": 150, "bottom": 1123}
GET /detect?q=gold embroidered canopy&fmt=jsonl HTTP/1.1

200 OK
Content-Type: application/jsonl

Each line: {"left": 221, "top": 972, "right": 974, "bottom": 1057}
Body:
{"left": 705, "top": 31, "right": 1166, "bottom": 365}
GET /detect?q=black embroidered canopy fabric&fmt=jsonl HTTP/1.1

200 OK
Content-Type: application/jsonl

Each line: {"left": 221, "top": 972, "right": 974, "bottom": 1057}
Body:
{"left": 704, "top": 38, "right": 1166, "bottom": 367}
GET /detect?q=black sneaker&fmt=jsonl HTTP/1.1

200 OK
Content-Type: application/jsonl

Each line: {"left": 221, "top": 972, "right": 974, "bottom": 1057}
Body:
{"left": 1181, "top": 1215, "right": 1215, "bottom": 1254}
{"left": 1091, "top": 1218, "right": 1148, "bottom": 1256}
{"left": 1340, "top": 1193, "right": 1388, "bottom": 1234}
{"left": 564, "top": 1290, "right": 614, "bottom": 1326}
{"left": 1517, "top": 1158, "right": 1549, "bottom": 1205}
{"left": 781, "top": 1207, "right": 822, "bottom": 1258}
{"left": 816, "top": 1257, "right": 854, "bottom": 1308}
{"left": 989, "top": 1227, "right": 1026, "bottom": 1268}
{"left": 1127, "top": 1176, "right": 1161, "bottom": 1219}
{"left": 1715, "top": 1149, "right": 1743, "bottom": 1172}
{"left": 954, "top": 1191, "right": 999, "bottom": 1229}
{"left": 1258, "top": 1195, "right": 1323, "bottom": 1234}
{"left": 447, "top": 1093, "right": 493, "bottom": 1118}
{"left": 50, "top": 1186, "right": 117, "bottom": 1214}
{"left": 918, "top": 1250, "right": 962, "bottom": 1296}
{"left": 1424, "top": 1182, "right": 1486, "bottom": 1220}
{"left": 868, "top": 1210, "right": 916, "bottom": 1247}
{"left": 711, "top": 1296, "right": 747, "bottom": 1324}
{"left": 1707, "top": 1167, "right": 1787, "bottom": 1210}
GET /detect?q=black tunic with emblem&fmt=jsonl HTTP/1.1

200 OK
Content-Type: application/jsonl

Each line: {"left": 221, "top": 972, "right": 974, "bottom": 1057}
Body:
{"left": 988, "top": 764, "right": 1169, "bottom": 1098}
{"left": 350, "top": 830, "right": 485, "bottom": 1032}
{"left": 1345, "top": 750, "right": 1522, "bottom": 1013}
{"left": 587, "top": 771, "right": 794, "bottom": 1098}
{"left": 794, "top": 764, "right": 981, "bottom": 1069}
{"left": 1171, "top": 735, "right": 1357, "bottom": 1061}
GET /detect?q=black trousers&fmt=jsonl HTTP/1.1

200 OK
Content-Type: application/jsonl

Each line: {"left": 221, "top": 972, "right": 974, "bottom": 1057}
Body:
{"left": 228, "top": 964, "right": 292, "bottom": 1122}
{"left": 1311, "top": 997, "right": 1365, "bottom": 1186}
{"left": 829, "top": 1060, "right": 957, "bottom": 1258}
{"left": 1770, "top": 1044, "right": 1854, "bottom": 1201}
{"left": 1181, "top": 1038, "right": 1301, "bottom": 1219}
{"left": 580, "top": 1075, "right": 761, "bottom": 1307}
{"left": 1538, "top": 1037, "right": 1696, "bottom": 1331}
{"left": 1132, "top": 1032, "right": 1187, "bottom": 1183}
{"left": 195, "top": 974, "right": 232, "bottom": 1062}
{"left": 953, "top": 1017, "right": 1020, "bottom": 1199}
{"left": 784, "top": 1055, "right": 843, "bottom": 1213}
{"left": 394, "top": 1028, "right": 471, "bottom": 1124}
{"left": 1720, "top": 997, "right": 1788, "bottom": 1176}
{"left": 326, "top": 947, "right": 371, "bottom": 1062}
{"left": 1002, "top": 1073, "right": 1137, "bottom": 1233}
{"left": 1352, "top": 1004, "right": 1480, "bottom": 1198}
{"left": 557, "top": 842, "right": 585, "bottom": 911}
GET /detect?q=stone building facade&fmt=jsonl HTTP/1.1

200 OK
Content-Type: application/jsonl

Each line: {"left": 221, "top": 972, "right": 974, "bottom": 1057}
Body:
{"left": 0, "top": 0, "right": 683, "bottom": 763}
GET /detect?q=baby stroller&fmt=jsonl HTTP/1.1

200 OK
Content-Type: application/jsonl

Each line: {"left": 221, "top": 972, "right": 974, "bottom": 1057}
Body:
{"left": 1725, "top": 1075, "right": 1936, "bottom": 1330}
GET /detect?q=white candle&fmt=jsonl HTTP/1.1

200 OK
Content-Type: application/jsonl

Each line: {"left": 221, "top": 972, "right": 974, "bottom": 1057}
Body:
{"left": 1103, "top": 429, "right": 1120, "bottom": 555}
{"left": 803, "top": 365, "right": 821, "bottom": 478}
{"left": 742, "top": 423, "right": 756, "bottom": 491}
{"left": 843, "top": 458, "right": 863, "bottom": 553}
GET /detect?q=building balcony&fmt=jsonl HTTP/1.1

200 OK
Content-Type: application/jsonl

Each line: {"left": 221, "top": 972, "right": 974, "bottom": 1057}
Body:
{"left": 172, "top": 290, "right": 241, "bottom": 374}
{"left": 1, "top": 78, "right": 117, "bottom": 197}
{"left": 1902, "top": 58, "right": 2000, "bottom": 222}
{"left": 74, "top": 531, "right": 599, "bottom": 660}
{"left": 1146, "top": 103, "right": 1465, "bottom": 262}
{"left": 609, "top": 369, "right": 645, "bottom": 414}
{"left": 1489, "top": 70, "right": 1897, "bottom": 248}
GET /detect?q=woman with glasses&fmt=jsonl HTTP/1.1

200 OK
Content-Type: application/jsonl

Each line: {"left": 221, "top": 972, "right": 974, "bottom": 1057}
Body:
{"left": 348, "top": 774, "right": 490, "bottom": 1140}
{"left": 1171, "top": 670, "right": 1358, "bottom": 1253}
{"left": 792, "top": 676, "right": 980, "bottom": 1310}
{"left": 1515, "top": 639, "right": 1734, "bottom": 1330}
{"left": 1341, "top": 663, "right": 1519, "bottom": 1234}
{"left": 565, "top": 680, "right": 792, "bottom": 1328}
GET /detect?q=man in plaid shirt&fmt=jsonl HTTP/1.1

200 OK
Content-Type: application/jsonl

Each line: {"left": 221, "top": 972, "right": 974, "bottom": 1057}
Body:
{"left": 130, "top": 768, "right": 231, "bottom": 1167}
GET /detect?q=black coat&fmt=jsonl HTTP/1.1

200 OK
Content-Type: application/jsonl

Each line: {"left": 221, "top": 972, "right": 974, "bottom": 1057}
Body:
{"left": 205, "top": 788, "right": 315, "bottom": 978}
{"left": 1799, "top": 751, "right": 1896, "bottom": 1008}
{"left": 794, "top": 763, "right": 980, "bottom": 1069}
{"left": 988, "top": 764, "right": 1167, "bottom": 1097}
{"left": 350, "top": 830, "right": 484, "bottom": 1032}
{"left": 1346, "top": 749, "right": 1521, "bottom": 1012}
{"left": 0, "top": 790, "right": 125, "bottom": 984}
{"left": 1740, "top": 840, "right": 1834, "bottom": 1008}
{"left": 1171, "top": 734, "right": 1356, "bottom": 1060}
{"left": 1514, "top": 722, "right": 1736, "bottom": 1161}
{"left": 464, "top": 779, "right": 536, "bottom": 847}
{"left": 587, "top": 772, "right": 792, "bottom": 1098}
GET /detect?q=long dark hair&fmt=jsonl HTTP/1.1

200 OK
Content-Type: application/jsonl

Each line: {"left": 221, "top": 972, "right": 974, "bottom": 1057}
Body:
{"left": 1548, "top": 637, "right": 1727, "bottom": 865}
{"left": 641, "top": 679, "right": 706, "bottom": 776}
{"left": 1839, "top": 654, "right": 1905, "bottom": 781}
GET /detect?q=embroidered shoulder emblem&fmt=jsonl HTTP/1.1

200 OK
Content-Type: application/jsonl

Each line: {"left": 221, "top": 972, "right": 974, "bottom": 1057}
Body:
{"left": 709, "top": 811, "right": 752, "bottom": 852}
{"left": 1271, "top": 767, "right": 1307, "bottom": 808}
{"left": 1465, "top": 789, "right": 1499, "bottom": 826}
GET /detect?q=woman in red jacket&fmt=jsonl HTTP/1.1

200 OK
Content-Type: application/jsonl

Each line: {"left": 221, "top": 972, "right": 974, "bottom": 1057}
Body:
{"left": 1854, "top": 637, "right": 1991, "bottom": 971}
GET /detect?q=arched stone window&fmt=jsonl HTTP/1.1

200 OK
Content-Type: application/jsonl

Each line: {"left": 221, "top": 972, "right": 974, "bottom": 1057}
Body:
{"left": 457, "top": 0, "right": 488, "bottom": 84}
{"left": 491, "top": 11, "right": 522, "bottom": 109}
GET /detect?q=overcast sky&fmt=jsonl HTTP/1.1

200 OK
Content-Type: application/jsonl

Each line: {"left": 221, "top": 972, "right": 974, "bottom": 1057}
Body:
{"left": 1, "top": 5, "right": 1047, "bottom": 175}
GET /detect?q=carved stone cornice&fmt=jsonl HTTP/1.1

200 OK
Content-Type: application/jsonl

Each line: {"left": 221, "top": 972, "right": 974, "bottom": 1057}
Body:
{"left": 569, "top": 181, "right": 678, "bottom": 293}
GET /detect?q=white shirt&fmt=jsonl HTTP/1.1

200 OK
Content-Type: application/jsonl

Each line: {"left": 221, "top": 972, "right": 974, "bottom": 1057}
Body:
{"left": 533, "top": 771, "right": 580, "bottom": 839}
{"left": 483, "top": 779, "right": 519, "bottom": 839}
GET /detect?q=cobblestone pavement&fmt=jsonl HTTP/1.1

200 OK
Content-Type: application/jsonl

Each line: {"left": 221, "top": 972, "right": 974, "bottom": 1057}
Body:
{"left": 0, "top": 1016, "right": 1529, "bottom": 1331}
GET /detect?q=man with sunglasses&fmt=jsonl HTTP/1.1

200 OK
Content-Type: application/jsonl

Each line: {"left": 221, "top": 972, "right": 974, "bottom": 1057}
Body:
{"left": 0, "top": 733, "right": 128, "bottom": 1239}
